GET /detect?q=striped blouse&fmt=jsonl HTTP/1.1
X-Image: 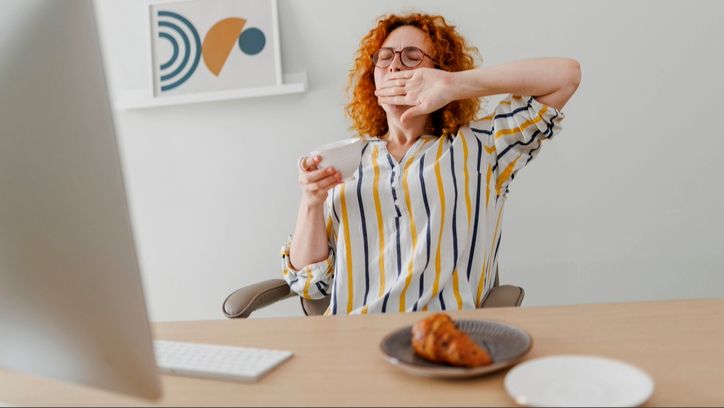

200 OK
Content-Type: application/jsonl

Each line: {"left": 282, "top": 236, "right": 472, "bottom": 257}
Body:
{"left": 281, "top": 94, "right": 564, "bottom": 315}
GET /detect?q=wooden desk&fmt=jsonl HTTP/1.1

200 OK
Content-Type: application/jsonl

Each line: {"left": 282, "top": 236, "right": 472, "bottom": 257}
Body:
{"left": 1, "top": 299, "right": 723, "bottom": 406}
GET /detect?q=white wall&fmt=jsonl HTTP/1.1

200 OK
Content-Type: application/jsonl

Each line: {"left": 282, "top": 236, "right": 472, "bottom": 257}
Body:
{"left": 94, "top": 0, "right": 724, "bottom": 322}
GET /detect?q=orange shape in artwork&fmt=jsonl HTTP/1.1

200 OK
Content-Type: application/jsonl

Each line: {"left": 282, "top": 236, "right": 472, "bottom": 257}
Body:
{"left": 202, "top": 17, "right": 246, "bottom": 76}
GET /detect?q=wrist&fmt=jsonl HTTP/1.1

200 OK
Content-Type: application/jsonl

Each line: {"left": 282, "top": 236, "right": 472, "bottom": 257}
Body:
{"left": 454, "top": 68, "right": 494, "bottom": 100}
{"left": 449, "top": 70, "right": 478, "bottom": 101}
{"left": 446, "top": 70, "right": 465, "bottom": 101}
{"left": 299, "top": 197, "right": 324, "bottom": 212}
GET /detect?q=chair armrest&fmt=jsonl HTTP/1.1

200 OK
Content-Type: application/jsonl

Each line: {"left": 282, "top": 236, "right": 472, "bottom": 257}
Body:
{"left": 480, "top": 284, "right": 525, "bottom": 308}
{"left": 300, "top": 296, "right": 331, "bottom": 316}
{"left": 222, "top": 279, "right": 293, "bottom": 319}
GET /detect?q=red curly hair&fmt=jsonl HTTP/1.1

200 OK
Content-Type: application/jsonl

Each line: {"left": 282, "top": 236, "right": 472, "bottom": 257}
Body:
{"left": 346, "top": 13, "right": 482, "bottom": 138}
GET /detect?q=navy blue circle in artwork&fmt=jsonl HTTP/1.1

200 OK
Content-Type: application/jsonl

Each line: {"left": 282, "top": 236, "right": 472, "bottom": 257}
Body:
{"left": 238, "top": 28, "right": 266, "bottom": 55}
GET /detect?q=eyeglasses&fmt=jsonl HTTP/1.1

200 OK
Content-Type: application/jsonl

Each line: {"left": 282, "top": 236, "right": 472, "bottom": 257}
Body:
{"left": 371, "top": 46, "right": 435, "bottom": 68}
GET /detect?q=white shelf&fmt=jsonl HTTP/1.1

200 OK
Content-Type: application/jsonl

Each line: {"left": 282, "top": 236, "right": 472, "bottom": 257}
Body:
{"left": 115, "top": 72, "right": 307, "bottom": 110}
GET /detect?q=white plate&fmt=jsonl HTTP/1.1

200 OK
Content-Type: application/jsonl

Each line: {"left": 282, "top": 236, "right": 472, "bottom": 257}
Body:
{"left": 504, "top": 355, "right": 654, "bottom": 407}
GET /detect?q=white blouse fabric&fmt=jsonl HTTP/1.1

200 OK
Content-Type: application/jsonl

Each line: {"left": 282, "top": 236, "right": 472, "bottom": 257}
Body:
{"left": 281, "top": 94, "right": 564, "bottom": 315}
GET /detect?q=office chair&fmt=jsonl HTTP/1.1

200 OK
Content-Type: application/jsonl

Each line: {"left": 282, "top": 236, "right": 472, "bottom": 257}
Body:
{"left": 222, "top": 267, "right": 524, "bottom": 318}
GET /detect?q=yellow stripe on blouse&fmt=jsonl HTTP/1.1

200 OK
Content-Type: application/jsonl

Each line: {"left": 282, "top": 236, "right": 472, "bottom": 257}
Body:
{"left": 371, "top": 145, "right": 386, "bottom": 299}
{"left": 496, "top": 155, "right": 521, "bottom": 196}
{"left": 431, "top": 136, "right": 447, "bottom": 305}
{"left": 399, "top": 139, "right": 433, "bottom": 311}
{"left": 494, "top": 105, "right": 549, "bottom": 140}
{"left": 460, "top": 132, "right": 472, "bottom": 230}
{"left": 339, "top": 183, "right": 354, "bottom": 314}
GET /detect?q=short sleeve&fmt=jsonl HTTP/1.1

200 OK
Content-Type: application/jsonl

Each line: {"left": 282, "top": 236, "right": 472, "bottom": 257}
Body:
{"left": 487, "top": 94, "right": 565, "bottom": 196}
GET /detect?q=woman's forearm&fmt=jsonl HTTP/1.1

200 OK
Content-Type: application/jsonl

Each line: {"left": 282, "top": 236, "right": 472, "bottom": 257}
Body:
{"left": 452, "top": 57, "right": 581, "bottom": 110}
{"left": 289, "top": 200, "right": 329, "bottom": 270}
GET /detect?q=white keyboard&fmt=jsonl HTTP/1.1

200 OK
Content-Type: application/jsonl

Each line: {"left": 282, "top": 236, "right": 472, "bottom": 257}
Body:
{"left": 153, "top": 340, "right": 293, "bottom": 383}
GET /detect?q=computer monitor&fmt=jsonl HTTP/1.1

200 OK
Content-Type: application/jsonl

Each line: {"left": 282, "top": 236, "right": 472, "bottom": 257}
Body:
{"left": 0, "top": 0, "right": 162, "bottom": 400}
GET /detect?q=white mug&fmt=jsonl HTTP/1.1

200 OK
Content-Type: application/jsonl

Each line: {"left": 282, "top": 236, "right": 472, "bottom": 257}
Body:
{"left": 308, "top": 138, "right": 364, "bottom": 181}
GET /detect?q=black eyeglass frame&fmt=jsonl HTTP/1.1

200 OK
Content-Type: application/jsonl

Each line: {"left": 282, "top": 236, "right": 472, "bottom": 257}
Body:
{"left": 371, "top": 46, "right": 436, "bottom": 68}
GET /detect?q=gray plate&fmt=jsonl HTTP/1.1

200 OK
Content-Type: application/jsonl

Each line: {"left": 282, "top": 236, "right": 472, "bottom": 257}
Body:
{"left": 380, "top": 319, "right": 533, "bottom": 378}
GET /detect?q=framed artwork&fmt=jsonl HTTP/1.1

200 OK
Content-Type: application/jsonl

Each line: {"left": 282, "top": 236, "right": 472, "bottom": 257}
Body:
{"left": 146, "top": 0, "right": 282, "bottom": 98}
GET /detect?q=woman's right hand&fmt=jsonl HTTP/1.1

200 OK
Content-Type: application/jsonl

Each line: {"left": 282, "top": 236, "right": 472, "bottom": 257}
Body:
{"left": 298, "top": 155, "right": 343, "bottom": 207}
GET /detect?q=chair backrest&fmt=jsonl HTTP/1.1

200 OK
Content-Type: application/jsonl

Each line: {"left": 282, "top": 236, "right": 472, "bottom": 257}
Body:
{"left": 300, "top": 267, "right": 502, "bottom": 316}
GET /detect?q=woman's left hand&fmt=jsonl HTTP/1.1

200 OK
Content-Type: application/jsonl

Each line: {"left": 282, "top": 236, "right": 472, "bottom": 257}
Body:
{"left": 375, "top": 68, "right": 457, "bottom": 123}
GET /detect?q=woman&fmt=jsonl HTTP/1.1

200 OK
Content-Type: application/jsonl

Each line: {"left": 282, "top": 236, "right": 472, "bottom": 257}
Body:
{"left": 281, "top": 13, "right": 580, "bottom": 315}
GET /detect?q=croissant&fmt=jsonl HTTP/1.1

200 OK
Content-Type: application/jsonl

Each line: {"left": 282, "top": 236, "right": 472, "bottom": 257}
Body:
{"left": 411, "top": 313, "right": 492, "bottom": 368}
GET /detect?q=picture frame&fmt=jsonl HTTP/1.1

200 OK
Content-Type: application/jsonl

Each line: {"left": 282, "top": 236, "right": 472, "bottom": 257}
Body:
{"left": 144, "top": 0, "right": 282, "bottom": 100}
